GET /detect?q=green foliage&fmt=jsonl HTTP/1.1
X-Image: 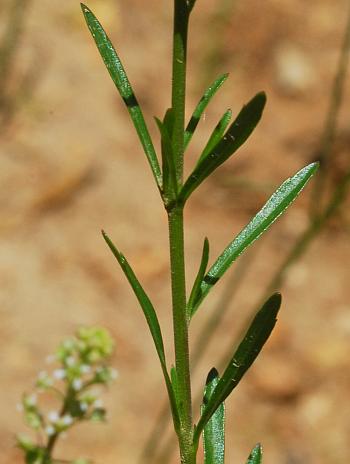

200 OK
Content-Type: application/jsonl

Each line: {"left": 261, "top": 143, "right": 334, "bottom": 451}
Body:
{"left": 191, "top": 162, "right": 318, "bottom": 317}
{"left": 81, "top": 4, "right": 162, "bottom": 189}
{"left": 246, "top": 444, "right": 263, "bottom": 464}
{"left": 101, "top": 230, "right": 180, "bottom": 432}
{"left": 201, "top": 369, "right": 225, "bottom": 464}
{"left": 80, "top": 2, "right": 318, "bottom": 462}
{"left": 179, "top": 92, "right": 267, "bottom": 203}
{"left": 184, "top": 73, "right": 229, "bottom": 149}
{"left": 194, "top": 293, "right": 281, "bottom": 444}
{"left": 16, "top": 2, "right": 319, "bottom": 463}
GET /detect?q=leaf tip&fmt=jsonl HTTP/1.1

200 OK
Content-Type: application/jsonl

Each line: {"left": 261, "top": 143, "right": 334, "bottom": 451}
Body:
{"left": 310, "top": 161, "right": 320, "bottom": 173}
{"left": 206, "top": 367, "right": 219, "bottom": 385}
{"left": 270, "top": 291, "right": 282, "bottom": 308}
{"left": 80, "top": 3, "right": 90, "bottom": 14}
{"left": 256, "top": 91, "right": 267, "bottom": 107}
{"left": 246, "top": 443, "right": 263, "bottom": 463}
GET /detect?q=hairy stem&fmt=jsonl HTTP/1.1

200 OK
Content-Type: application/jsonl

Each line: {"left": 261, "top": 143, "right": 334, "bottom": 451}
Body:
{"left": 169, "top": 2, "right": 195, "bottom": 463}
{"left": 168, "top": 206, "right": 195, "bottom": 464}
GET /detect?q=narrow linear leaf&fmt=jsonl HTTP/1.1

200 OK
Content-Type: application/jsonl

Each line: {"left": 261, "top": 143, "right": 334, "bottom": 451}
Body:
{"left": 191, "top": 162, "right": 319, "bottom": 317}
{"left": 201, "top": 368, "right": 225, "bottom": 464}
{"left": 197, "top": 109, "right": 232, "bottom": 165}
{"left": 170, "top": 366, "right": 179, "bottom": 395}
{"left": 170, "top": 366, "right": 180, "bottom": 411}
{"left": 81, "top": 4, "right": 162, "bottom": 188}
{"left": 155, "top": 113, "right": 177, "bottom": 198}
{"left": 102, "top": 231, "right": 180, "bottom": 430}
{"left": 194, "top": 293, "right": 281, "bottom": 439}
{"left": 184, "top": 73, "right": 229, "bottom": 149}
{"left": 187, "top": 237, "right": 209, "bottom": 319}
{"left": 246, "top": 443, "right": 263, "bottom": 464}
{"left": 163, "top": 107, "right": 175, "bottom": 137}
{"left": 180, "top": 92, "right": 266, "bottom": 203}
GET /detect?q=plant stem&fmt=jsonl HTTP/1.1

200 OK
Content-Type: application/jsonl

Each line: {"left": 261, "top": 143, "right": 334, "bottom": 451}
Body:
{"left": 169, "top": 2, "right": 195, "bottom": 463}
{"left": 168, "top": 206, "right": 195, "bottom": 464}
{"left": 172, "top": 0, "right": 189, "bottom": 185}
{"left": 309, "top": 0, "right": 350, "bottom": 218}
{"left": 44, "top": 387, "right": 73, "bottom": 460}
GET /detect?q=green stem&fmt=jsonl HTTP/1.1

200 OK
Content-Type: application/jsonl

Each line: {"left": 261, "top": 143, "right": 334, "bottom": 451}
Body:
{"left": 172, "top": 0, "right": 189, "bottom": 184}
{"left": 45, "top": 387, "right": 74, "bottom": 460}
{"left": 168, "top": 206, "right": 195, "bottom": 464}
{"left": 167, "top": 3, "right": 196, "bottom": 463}
{"left": 309, "top": 0, "right": 350, "bottom": 218}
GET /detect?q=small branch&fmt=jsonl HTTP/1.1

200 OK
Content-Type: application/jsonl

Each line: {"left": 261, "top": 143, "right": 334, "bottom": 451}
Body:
{"left": 310, "top": 0, "right": 350, "bottom": 217}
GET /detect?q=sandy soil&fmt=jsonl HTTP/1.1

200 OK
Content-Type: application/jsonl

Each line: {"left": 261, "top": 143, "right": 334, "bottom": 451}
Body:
{"left": 1, "top": 0, "right": 350, "bottom": 463}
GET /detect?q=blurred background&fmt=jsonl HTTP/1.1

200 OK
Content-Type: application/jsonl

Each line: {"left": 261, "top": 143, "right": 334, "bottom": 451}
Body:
{"left": 1, "top": 0, "right": 350, "bottom": 463}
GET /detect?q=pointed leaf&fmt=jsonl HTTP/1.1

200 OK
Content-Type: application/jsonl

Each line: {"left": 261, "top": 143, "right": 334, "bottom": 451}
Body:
{"left": 191, "top": 162, "right": 319, "bottom": 317}
{"left": 102, "top": 231, "right": 180, "bottom": 430}
{"left": 81, "top": 4, "right": 162, "bottom": 188}
{"left": 194, "top": 293, "right": 281, "bottom": 439}
{"left": 184, "top": 73, "right": 229, "bottom": 149}
{"left": 246, "top": 444, "right": 263, "bottom": 464}
{"left": 197, "top": 109, "right": 232, "bottom": 165}
{"left": 201, "top": 368, "right": 225, "bottom": 464}
{"left": 170, "top": 366, "right": 180, "bottom": 411}
{"left": 155, "top": 113, "right": 177, "bottom": 198}
{"left": 187, "top": 237, "right": 209, "bottom": 318}
{"left": 102, "top": 231, "right": 165, "bottom": 361}
{"left": 179, "top": 92, "right": 266, "bottom": 203}
{"left": 170, "top": 366, "right": 179, "bottom": 395}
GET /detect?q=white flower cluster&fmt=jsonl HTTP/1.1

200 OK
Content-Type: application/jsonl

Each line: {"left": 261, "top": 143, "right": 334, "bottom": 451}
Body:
{"left": 16, "top": 327, "right": 117, "bottom": 464}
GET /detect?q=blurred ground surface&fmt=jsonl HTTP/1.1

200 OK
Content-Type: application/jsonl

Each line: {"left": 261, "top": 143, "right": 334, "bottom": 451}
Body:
{"left": 1, "top": 0, "right": 350, "bottom": 463}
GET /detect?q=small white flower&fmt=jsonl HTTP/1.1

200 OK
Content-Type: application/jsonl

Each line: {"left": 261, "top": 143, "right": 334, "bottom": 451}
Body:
{"left": 26, "top": 394, "right": 37, "bottom": 406}
{"left": 48, "top": 411, "right": 60, "bottom": 423}
{"left": 72, "top": 378, "right": 82, "bottom": 391}
{"left": 53, "top": 369, "right": 66, "bottom": 380}
{"left": 37, "top": 371, "right": 53, "bottom": 388}
{"left": 80, "top": 401, "right": 88, "bottom": 412}
{"left": 80, "top": 364, "right": 91, "bottom": 374}
{"left": 45, "top": 425, "right": 55, "bottom": 436}
{"left": 61, "top": 414, "right": 73, "bottom": 426}
{"left": 93, "top": 399, "right": 103, "bottom": 409}
{"left": 66, "top": 356, "right": 76, "bottom": 367}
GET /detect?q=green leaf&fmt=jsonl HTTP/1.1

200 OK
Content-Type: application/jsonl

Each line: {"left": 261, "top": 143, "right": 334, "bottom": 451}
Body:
{"left": 155, "top": 111, "right": 178, "bottom": 198}
{"left": 201, "top": 368, "right": 225, "bottom": 464}
{"left": 191, "top": 162, "right": 319, "bottom": 317}
{"left": 194, "top": 293, "right": 281, "bottom": 440}
{"left": 102, "top": 231, "right": 180, "bottom": 431}
{"left": 197, "top": 109, "right": 232, "bottom": 165}
{"left": 246, "top": 443, "right": 263, "bottom": 464}
{"left": 170, "top": 365, "right": 180, "bottom": 410}
{"left": 81, "top": 4, "right": 162, "bottom": 189}
{"left": 179, "top": 92, "right": 266, "bottom": 203}
{"left": 187, "top": 237, "right": 209, "bottom": 319}
{"left": 184, "top": 73, "right": 229, "bottom": 150}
